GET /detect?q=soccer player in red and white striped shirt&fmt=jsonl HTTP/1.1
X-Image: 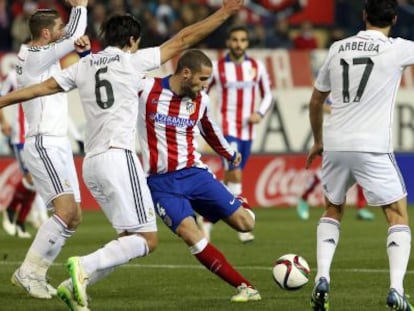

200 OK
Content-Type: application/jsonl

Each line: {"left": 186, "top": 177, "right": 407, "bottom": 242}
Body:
{"left": 204, "top": 25, "right": 273, "bottom": 242}
{"left": 0, "top": 68, "right": 36, "bottom": 239}
{"left": 138, "top": 50, "right": 261, "bottom": 302}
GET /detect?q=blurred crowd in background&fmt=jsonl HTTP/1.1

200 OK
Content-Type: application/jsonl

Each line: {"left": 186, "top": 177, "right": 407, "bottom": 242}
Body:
{"left": 1, "top": 0, "right": 414, "bottom": 53}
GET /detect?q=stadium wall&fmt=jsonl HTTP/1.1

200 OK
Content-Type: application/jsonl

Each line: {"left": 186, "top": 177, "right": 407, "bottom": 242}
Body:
{"left": 0, "top": 153, "right": 413, "bottom": 210}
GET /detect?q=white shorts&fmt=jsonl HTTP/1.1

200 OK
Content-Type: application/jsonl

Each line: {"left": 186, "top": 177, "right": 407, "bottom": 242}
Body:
{"left": 83, "top": 149, "right": 157, "bottom": 233}
{"left": 322, "top": 151, "right": 407, "bottom": 206}
{"left": 23, "top": 136, "right": 81, "bottom": 208}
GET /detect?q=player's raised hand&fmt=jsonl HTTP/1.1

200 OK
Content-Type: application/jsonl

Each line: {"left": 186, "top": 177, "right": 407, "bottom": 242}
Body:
{"left": 248, "top": 112, "right": 263, "bottom": 124}
{"left": 66, "top": 0, "right": 88, "bottom": 7}
{"left": 305, "top": 143, "right": 323, "bottom": 169}
{"left": 75, "top": 35, "right": 91, "bottom": 53}
{"left": 222, "top": 0, "right": 244, "bottom": 15}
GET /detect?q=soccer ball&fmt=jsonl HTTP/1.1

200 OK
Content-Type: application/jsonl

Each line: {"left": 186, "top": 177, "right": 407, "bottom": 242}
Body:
{"left": 272, "top": 254, "right": 310, "bottom": 290}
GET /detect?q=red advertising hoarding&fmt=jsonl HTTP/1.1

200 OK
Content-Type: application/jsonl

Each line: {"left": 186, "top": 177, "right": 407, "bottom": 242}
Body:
{"left": 0, "top": 155, "right": 325, "bottom": 211}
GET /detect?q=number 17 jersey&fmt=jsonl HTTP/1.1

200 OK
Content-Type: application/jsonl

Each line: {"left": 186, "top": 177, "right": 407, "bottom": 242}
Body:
{"left": 315, "top": 30, "right": 414, "bottom": 153}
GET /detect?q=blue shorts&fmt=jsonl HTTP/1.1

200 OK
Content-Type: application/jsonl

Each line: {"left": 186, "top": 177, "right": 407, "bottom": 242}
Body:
{"left": 223, "top": 136, "right": 252, "bottom": 170}
{"left": 147, "top": 167, "right": 241, "bottom": 232}
{"left": 12, "top": 143, "right": 29, "bottom": 174}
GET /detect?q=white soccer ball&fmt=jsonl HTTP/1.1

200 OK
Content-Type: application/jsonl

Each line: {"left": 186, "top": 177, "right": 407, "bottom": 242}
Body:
{"left": 272, "top": 254, "right": 310, "bottom": 290}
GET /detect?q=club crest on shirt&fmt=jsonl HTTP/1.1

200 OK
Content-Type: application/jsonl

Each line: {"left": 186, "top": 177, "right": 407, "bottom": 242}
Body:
{"left": 185, "top": 98, "right": 195, "bottom": 115}
{"left": 63, "top": 179, "right": 71, "bottom": 188}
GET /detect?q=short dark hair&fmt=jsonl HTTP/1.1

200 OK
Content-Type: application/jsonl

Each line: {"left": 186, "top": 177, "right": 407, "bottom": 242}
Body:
{"left": 29, "top": 9, "right": 60, "bottom": 39}
{"left": 227, "top": 25, "right": 249, "bottom": 39}
{"left": 364, "top": 0, "right": 398, "bottom": 27}
{"left": 175, "top": 50, "right": 212, "bottom": 74}
{"left": 101, "top": 14, "right": 142, "bottom": 48}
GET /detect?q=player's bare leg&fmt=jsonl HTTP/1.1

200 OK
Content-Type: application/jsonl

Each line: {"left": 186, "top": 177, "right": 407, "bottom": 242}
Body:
{"left": 224, "top": 169, "right": 255, "bottom": 242}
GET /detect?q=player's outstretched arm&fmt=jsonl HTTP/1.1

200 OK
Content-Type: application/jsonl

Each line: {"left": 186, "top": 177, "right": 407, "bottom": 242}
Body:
{"left": 160, "top": 0, "right": 243, "bottom": 64}
{"left": 0, "top": 78, "right": 62, "bottom": 109}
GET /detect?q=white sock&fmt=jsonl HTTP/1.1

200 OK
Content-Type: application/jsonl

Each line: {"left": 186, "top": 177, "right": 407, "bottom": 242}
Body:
{"left": 315, "top": 217, "right": 340, "bottom": 283}
{"left": 227, "top": 182, "right": 242, "bottom": 196}
{"left": 88, "top": 268, "right": 115, "bottom": 286}
{"left": 189, "top": 238, "right": 208, "bottom": 255}
{"left": 387, "top": 225, "right": 411, "bottom": 295}
{"left": 20, "top": 215, "right": 73, "bottom": 276}
{"left": 80, "top": 235, "right": 149, "bottom": 276}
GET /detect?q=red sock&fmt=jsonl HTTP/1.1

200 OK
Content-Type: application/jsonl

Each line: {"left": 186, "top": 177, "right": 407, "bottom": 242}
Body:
{"left": 8, "top": 179, "right": 36, "bottom": 222}
{"left": 356, "top": 185, "right": 366, "bottom": 209}
{"left": 302, "top": 174, "right": 320, "bottom": 201}
{"left": 7, "top": 179, "right": 27, "bottom": 212}
{"left": 194, "top": 243, "right": 252, "bottom": 288}
{"left": 17, "top": 191, "right": 36, "bottom": 223}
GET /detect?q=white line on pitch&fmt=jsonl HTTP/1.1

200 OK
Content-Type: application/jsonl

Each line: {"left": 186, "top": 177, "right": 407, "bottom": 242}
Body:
{"left": 0, "top": 261, "right": 413, "bottom": 274}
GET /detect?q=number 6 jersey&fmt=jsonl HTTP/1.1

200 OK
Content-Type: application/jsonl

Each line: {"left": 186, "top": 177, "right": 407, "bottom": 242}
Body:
{"left": 53, "top": 46, "right": 161, "bottom": 157}
{"left": 315, "top": 30, "right": 414, "bottom": 153}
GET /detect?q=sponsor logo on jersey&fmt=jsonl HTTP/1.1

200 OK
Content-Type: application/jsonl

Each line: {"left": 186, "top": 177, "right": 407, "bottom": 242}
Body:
{"left": 150, "top": 112, "right": 196, "bottom": 128}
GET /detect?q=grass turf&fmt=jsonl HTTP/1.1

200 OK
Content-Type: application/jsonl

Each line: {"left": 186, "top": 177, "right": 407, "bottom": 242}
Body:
{"left": 1, "top": 206, "right": 413, "bottom": 310}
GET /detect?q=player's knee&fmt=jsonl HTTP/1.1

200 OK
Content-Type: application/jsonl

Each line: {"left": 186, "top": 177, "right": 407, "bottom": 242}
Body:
{"left": 234, "top": 207, "right": 255, "bottom": 232}
{"left": 145, "top": 233, "right": 158, "bottom": 253}
{"left": 55, "top": 202, "right": 82, "bottom": 229}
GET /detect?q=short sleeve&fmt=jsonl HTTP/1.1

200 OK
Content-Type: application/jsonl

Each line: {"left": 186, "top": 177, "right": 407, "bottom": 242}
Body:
{"left": 52, "top": 62, "right": 78, "bottom": 92}
{"left": 395, "top": 38, "right": 414, "bottom": 67}
{"left": 131, "top": 47, "right": 161, "bottom": 73}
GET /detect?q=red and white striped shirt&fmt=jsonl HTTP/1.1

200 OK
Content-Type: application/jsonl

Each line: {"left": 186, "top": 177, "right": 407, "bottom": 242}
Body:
{"left": 209, "top": 54, "right": 273, "bottom": 140}
{"left": 0, "top": 70, "right": 25, "bottom": 144}
{"left": 138, "top": 76, "right": 235, "bottom": 175}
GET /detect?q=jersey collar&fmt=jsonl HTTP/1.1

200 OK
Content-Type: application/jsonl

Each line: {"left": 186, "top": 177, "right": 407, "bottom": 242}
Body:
{"left": 225, "top": 53, "right": 249, "bottom": 62}
{"left": 162, "top": 75, "right": 173, "bottom": 90}
{"left": 356, "top": 30, "right": 388, "bottom": 41}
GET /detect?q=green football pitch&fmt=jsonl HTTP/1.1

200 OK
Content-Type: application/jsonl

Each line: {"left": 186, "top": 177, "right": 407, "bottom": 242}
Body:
{"left": 1, "top": 206, "right": 413, "bottom": 311}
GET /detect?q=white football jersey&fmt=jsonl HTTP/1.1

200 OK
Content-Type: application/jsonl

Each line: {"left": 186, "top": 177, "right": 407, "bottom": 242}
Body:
{"left": 53, "top": 46, "right": 161, "bottom": 157}
{"left": 17, "top": 6, "right": 87, "bottom": 138}
{"left": 138, "top": 76, "right": 235, "bottom": 175}
{"left": 209, "top": 54, "right": 273, "bottom": 140}
{"left": 315, "top": 30, "right": 414, "bottom": 152}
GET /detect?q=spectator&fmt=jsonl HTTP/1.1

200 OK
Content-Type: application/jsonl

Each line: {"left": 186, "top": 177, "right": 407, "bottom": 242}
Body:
{"left": 11, "top": 1, "right": 38, "bottom": 51}
{"left": 86, "top": 1, "right": 107, "bottom": 52}
{"left": 325, "top": 25, "right": 347, "bottom": 47}
{"left": 154, "top": 0, "right": 176, "bottom": 37}
{"left": 265, "top": 17, "right": 293, "bottom": 49}
{"left": 0, "top": 0, "right": 12, "bottom": 51}
{"left": 293, "top": 20, "right": 318, "bottom": 50}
